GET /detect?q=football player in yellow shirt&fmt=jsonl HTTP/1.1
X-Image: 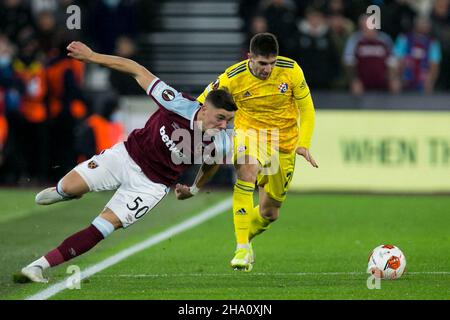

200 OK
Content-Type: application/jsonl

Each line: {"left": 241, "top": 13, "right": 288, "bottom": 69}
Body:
{"left": 198, "top": 33, "right": 318, "bottom": 271}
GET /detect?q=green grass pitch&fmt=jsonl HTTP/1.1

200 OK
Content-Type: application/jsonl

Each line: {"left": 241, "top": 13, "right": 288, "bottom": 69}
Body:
{"left": 0, "top": 189, "right": 449, "bottom": 300}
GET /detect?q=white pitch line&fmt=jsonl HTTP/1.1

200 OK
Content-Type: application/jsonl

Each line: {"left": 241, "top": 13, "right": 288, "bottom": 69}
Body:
{"left": 25, "top": 197, "right": 232, "bottom": 300}
{"left": 97, "top": 271, "right": 449, "bottom": 278}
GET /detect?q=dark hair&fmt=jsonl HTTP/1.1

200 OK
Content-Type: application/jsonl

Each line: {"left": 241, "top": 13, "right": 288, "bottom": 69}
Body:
{"left": 250, "top": 32, "right": 279, "bottom": 57}
{"left": 205, "top": 89, "right": 237, "bottom": 112}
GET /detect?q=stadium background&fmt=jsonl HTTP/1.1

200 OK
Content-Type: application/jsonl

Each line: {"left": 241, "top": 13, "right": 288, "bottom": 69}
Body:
{"left": 0, "top": 0, "right": 450, "bottom": 301}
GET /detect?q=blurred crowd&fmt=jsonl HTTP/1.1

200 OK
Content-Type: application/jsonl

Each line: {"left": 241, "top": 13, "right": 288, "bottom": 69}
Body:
{"left": 1, "top": 0, "right": 450, "bottom": 187}
{"left": 0, "top": 0, "right": 159, "bottom": 185}
{"left": 240, "top": 0, "right": 450, "bottom": 94}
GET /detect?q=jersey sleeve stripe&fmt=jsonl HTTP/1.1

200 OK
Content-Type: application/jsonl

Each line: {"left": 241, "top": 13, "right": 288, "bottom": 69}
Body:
{"left": 275, "top": 65, "right": 294, "bottom": 69}
{"left": 295, "top": 92, "right": 310, "bottom": 100}
{"left": 227, "top": 65, "right": 246, "bottom": 77}
{"left": 275, "top": 62, "right": 294, "bottom": 68}
{"left": 227, "top": 68, "right": 247, "bottom": 78}
{"left": 276, "top": 59, "right": 294, "bottom": 64}
{"left": 227, "top": 62, "right": 247, "bottom": 74}
{"left": 147, "top": 78, "right": 161, "bottom": 95}
{"left": 276, "top": 58, "right": 295, "bottom": 64}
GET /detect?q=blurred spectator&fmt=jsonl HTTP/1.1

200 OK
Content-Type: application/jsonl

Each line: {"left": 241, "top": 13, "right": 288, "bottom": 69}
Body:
{"left": 242, "top": 15, "right": 269, "bottom": 58}
{"left": 0, "top": 28, "right": 47, "bottom": 183}
{"left": 328, "top": 12, "right": 355, "bottom": 54}
{"left": 431, "top": 0, "right": 450, "bottom": 90}
{"left": 328, "top": 13, "right": 355, "bottom": 88}
{"left": 74, "top": 95, "right": 125, "bottom": 162}
{"left": 262, "top": 0, "right": 299, "bottom": 57}
{"left": 296, "top": 7, "right": 340, "bottom": 89}
{"left": 12, "top": 28, "right": 49, "bottom": 183}
{"left": 30, "top": 0, "right": 58, "bottom": 16}
{"left": 109, "top": 36, "right": 144, "bottom": 95}
{"left": 0, "top": 33, "right": 25, "bottom": 184}
{"left": 250, "top": 15, "right": 269, "bottom": 35}
{"left": 35, "top": 10, "right": 58, "bottom": 54}
{"left": 393, "top": 15, "right": 442, "bottom": 94}
{"left": 88, "top": 0, "right": 138, "bottom": 54}
{"left": 30, "top": 0, "right": 79, "bottom": 22}
{"left": 381, "top": 0, "right": 417, "bottom": 40}
{"left": 408, "top": 0, "right": 435, "bottom": 16}
{"left": 0, "top": 35, "right": 14, "bottom": 170}
{"left": 0, "top": 0, "right": 34, "bottom": 43}
{"left": 325, "top": 0, "right": 346, "bottom": 16}
{"left": 46, "top": 33, "right": 87, "bottom": 180}
{"left": 239, "top": 0, "right": 263, "bottom": 33}
{"left": 343, "top": 14, "right": 399, "bottom": 95}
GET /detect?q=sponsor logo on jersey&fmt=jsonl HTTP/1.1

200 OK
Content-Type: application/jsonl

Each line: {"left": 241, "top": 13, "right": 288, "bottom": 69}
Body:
{"left": 88, "top": 160, "right": 98, "bottom": 169}
{"left": 162, "top": 89, "right": 175, "bottom": 101}
{"left": 160, "top": 125, "right": 185, "bottom": 159}
{"left": 235, "top": 208, "right": 247, "bottom": 215}
{"left": 278, "top": 83, "right": 288, "bottom": 93}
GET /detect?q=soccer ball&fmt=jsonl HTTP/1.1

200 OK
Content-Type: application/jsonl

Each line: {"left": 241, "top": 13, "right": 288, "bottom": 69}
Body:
{"left": 367, "top": 244, "right": 406, "bottom": 280}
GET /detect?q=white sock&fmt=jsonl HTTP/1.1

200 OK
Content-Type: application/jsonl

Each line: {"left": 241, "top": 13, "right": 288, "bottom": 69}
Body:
{"left": 27, "top": 256, "right": 50, "bottom": 270}
{"left": 237, "top": 243, "right": 250, "bottom": 250}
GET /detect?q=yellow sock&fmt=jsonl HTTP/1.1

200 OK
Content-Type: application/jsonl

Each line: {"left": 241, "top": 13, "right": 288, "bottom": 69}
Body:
{"left": 249, "top": 205, "right": 271, "bottom": 241}
{"left": 233, "top": 179, "right": 255, "bottom": 245}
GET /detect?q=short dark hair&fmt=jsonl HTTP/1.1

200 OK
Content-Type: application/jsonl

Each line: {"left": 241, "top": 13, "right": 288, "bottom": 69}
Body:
{"left": 205, "top": 89, "right": 237, "bottom": 112}
{"left": 250, "top": 33, "right": 279, "bottom": 57}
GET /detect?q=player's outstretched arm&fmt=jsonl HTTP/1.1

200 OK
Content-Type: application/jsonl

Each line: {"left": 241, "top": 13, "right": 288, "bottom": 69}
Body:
{"left": 66, "top": 41, "right": 155, "bottom": 92}
{"left": 175, "top": 163, "right": 220, "bottom": 200}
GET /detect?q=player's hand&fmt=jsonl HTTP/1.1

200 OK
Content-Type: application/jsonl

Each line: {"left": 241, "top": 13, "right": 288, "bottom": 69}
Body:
{"left": 67, "top": 41, "right": 95, "bottom": 63}
{"left": 175, "top": 183, "right": 194, "bottom": 200}
{"left": 295, "top": 147, "right": 318, "bottom": 168}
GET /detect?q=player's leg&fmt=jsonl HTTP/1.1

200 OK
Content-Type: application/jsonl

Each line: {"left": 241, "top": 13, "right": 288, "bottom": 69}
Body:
{"left": 35, "top": 170, "right": 89, "bottom": 205}
{"left": 17, "top": 143, "right": 129, "bottom": 282}
{"left": 18, "top": 208, "right": 121, "bottom": 283}
{"left": 247, "top": 151, "right": 295, "bottom": 261}
{"left": 231, "top": 159, "right": 259, "bottom": 271}
{"left": 249, "top": 188, "right": 281, "bottom": 240}
{"left": 17, "top": 144, "right": 169, "bottom": 283}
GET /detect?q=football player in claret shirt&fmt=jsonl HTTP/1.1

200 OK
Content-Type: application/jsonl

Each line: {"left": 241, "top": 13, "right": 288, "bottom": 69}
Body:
{"left": 198, "top": 33, "right": 318, "bottom": 271}
{"left": 16, "top": 41, "right": 236, "bottom": 283}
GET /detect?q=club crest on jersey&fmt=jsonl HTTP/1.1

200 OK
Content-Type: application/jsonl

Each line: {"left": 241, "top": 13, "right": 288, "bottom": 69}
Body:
{"left": 237, "top": 145, "right": 246, "bottom": 153}
{"left": 278, "top": 83, "right": 288, "bottom": 93}
{"left": 243, "top": 91, "right": 252, "bottom": 98}
{"left": 87, "top": 160, "right": 98, "bottom": 169}
{"left": 162, "top": 89, "right": 175, "bottom": 101}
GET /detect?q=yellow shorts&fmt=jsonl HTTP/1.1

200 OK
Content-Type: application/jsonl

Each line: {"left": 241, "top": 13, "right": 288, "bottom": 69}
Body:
{"left": 233, "top": 129, "right": 296, "bottom": 202}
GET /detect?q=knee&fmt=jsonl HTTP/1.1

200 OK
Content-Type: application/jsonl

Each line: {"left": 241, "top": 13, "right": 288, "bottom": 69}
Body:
{"left": 236, "top": 164, "right": 259, "bottom": 183}
{"left": 58, "top": 179, "right": 72, "bottom": 195}
{"left": 260, "top": 206, "right": 279, "bottom": 222}
{"left": 99, "top": 210, "right": 122, "bottom": 230}
{"left": 59, "top": 170, "right": 89, "bottom": 196}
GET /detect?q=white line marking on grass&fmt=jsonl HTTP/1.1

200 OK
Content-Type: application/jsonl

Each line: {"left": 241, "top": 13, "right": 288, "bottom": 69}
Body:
{"left": 95, "top": 271, "right": 450, "bottom": 278}
{"left": 25, "top": 197, "right": 232, "bottom": 300}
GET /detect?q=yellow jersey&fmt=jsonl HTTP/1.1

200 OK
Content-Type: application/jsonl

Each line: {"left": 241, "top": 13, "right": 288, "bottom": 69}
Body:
{"left": 197, "top": 56, "right": 314, "bottom": 153}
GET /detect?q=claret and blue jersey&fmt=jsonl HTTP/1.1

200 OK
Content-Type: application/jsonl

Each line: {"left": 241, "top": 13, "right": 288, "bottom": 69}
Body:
{"left": 124, "top": 78, "right": 232, "bottom": 187}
